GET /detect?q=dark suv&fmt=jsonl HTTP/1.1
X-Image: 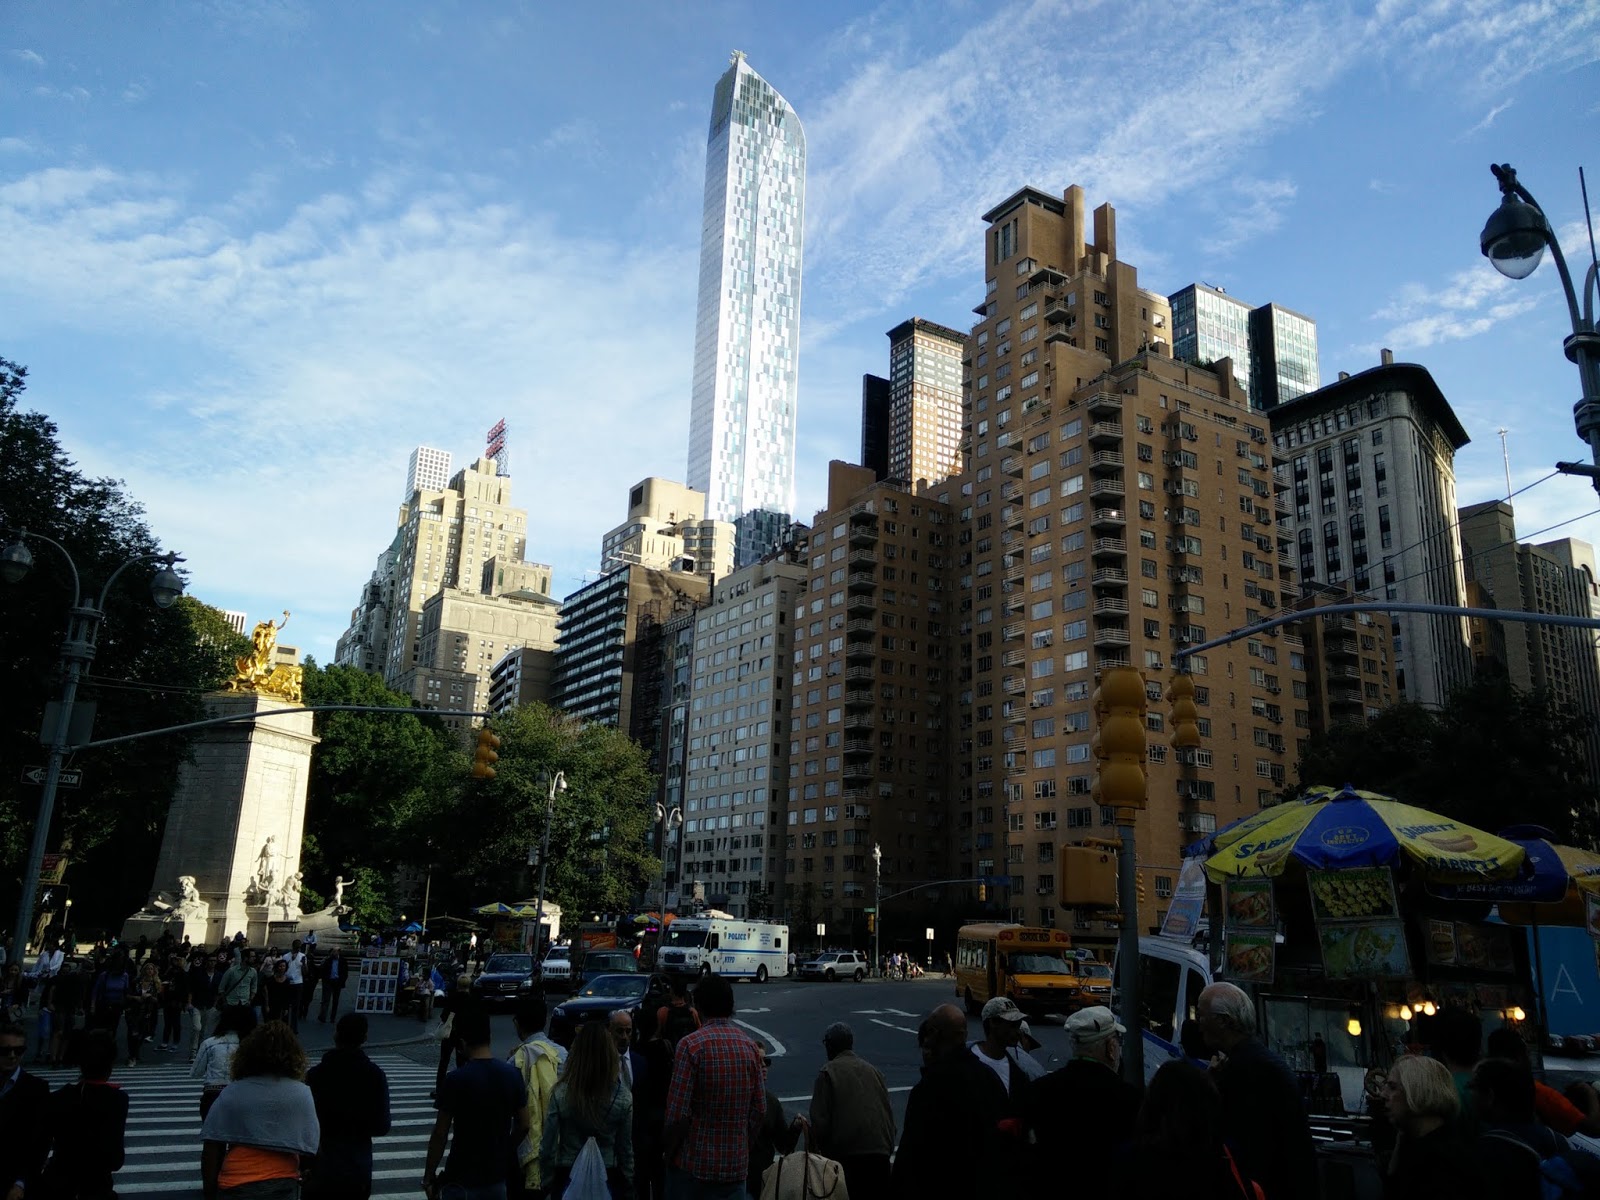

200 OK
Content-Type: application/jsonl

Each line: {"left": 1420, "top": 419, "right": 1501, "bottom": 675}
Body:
{"left": 578, "top": 949, "right": 639, "bottom": 990}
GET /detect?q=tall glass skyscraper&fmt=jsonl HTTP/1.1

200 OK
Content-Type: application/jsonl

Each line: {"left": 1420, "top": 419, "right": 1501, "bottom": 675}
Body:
{"left": 1168, "top": 283, "right": 1320, "bottom": 412}
{"left": 686, "top": 51, "right": 806, "bottom": 529}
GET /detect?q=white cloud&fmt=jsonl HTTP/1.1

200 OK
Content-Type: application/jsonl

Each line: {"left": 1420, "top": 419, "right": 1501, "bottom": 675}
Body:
{"left": 1460, "top": 98, "right": 1513, "bottom": 138}
{"left": 1200, "top": 178, "right": 1299, "bottom": 256}
{"left": 0, "top": 165, "right": 700, "bottom": 655}
{"left": 12, "top": 48, "right": 45, "bottom": 68}
{"left": 1366, "top": 262, "right": 1542, "bottom": 352}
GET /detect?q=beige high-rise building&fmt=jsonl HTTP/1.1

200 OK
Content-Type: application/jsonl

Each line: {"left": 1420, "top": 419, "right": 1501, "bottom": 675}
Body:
{"left": 679, "top": 555, "right": 808, "bottom": 918}
{"left": 947, "top": 185, "right": 1307, "bottom": 945}
{"left": 785, "top": 463, "right": 961, "bottom": 939}
{"left": 600, "top": 477, "right": 737, "bottom": 582}
{"left": 885, "top": 318, "right": 968, "bottom": 487}
{"left": 1292, "top": 582, "right": 1396, "bottom": 733}
{"left": 333, "top": 454, "right": 559, "bottom": 723}
{"left": 1458, "top": 501, "right": 1600, "bottom": 780}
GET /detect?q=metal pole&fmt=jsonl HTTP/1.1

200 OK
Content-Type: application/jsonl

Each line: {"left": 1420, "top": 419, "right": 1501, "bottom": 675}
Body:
{"left": 873, "top": 844, "right": 882, "bottom": 977}
{"left": 533, "top": 770, "right": 563, "bottom": 967}
{"left": 421, "top": 871, "right": 432, "bottom": 931}
{"left": 1117, "top": 818, "right": 1144, "bottom": 1082}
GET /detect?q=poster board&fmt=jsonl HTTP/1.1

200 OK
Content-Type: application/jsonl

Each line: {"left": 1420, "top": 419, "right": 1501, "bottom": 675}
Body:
{"left": 1309, "top": 867, "right": 1409, "bottom": 979}
{"left": 1221, "top": 878, "right": 1276, "bottom": 983}
{"left": 354, "top": 957, "right": 401, "bottom": 1014}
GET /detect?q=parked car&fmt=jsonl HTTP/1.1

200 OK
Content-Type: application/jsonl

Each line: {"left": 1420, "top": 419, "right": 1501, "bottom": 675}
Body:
{"left": 541, "top": 944, "right": 574, "bottom": 991}
{"left": 578, "top": 949, "right": 639, "bottom": 990}
{"left": 798, "top": 950, "right": 867, "bottom": 982}
{"left": 549, "top": 973, "right": 661, "bottom": 1046}
{"left": 468, "top": 953, "right": 538, "bottom": 1007}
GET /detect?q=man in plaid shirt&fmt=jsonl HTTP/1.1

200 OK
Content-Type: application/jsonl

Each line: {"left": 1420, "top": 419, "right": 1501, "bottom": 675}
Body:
{"left": 663, "top": 973, "right": 766, "bottom": 1200}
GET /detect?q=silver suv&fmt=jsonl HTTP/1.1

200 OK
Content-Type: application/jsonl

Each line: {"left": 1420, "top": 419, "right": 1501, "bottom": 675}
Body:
{"left": 798, "top": 950, "right": 867, "bottom": 982}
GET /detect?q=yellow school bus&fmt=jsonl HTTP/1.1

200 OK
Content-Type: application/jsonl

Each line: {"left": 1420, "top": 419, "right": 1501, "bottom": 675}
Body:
{"left": 954, "top": 923, "right": 1086, "bottom": 1015}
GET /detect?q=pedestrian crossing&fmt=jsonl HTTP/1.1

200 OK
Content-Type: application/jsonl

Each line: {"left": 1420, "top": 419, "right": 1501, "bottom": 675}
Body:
{"left": 31, "top": 1052, "right": 440, "bottom": 1198}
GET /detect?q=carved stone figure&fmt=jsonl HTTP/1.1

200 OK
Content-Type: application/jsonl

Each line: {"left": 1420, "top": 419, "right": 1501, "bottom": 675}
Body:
{"left": 333, "top": 874, "right": 347, "bottom": 910}
{"left": 276, "top": 869, "right": 303, "bottom": 919}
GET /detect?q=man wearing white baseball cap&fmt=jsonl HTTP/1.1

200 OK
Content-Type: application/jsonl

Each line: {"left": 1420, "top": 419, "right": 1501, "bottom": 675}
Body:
{"left": 1021, "top": 1005, "right": 1143, "bottom": 1192}
{"left": 971, "top": 996, "right": 1034, "bottom": 1105}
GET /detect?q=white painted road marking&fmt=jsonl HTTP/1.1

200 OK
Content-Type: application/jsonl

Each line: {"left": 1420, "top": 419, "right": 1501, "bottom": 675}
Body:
{"left": 870, "top": 1017, "right": 918, "bottom": 1035}
{"left": 735, "top": 1017, "right": 787, "bottom": 1058}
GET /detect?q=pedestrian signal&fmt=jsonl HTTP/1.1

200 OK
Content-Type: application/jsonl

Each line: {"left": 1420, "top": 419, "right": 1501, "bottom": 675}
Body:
{"left": 472, "top": 727, "right": 501, "bottom": 779}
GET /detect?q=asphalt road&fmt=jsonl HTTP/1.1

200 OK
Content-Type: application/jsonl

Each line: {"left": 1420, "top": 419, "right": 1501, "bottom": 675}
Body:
{"left": 398, "top": 973, "right": 1082, "bottom": 1131}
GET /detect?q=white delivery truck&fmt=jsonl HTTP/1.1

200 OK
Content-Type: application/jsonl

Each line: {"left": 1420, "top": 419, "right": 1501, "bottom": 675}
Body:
{"left": 657, "top": 917, "right": 790, "bottom": 982}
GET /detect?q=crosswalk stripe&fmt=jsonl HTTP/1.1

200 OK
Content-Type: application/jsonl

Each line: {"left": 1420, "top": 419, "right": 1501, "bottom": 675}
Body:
{"left": 30, "top": 1053, "right": 443, "bottom": 1199}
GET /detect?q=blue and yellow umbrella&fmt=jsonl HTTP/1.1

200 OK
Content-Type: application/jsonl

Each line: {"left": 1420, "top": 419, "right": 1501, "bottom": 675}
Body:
{"left": 1202, "top": 784, "right": 1526, "bottom": 883}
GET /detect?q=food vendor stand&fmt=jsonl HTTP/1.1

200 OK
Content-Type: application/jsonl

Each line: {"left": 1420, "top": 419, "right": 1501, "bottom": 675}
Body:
{"left": 1200, "top": 785, "right": 1536, "bottom": 1120}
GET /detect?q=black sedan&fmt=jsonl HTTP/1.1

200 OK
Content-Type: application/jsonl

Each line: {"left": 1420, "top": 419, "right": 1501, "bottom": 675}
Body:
{"left": 467, "top": 952, "right": 539, "bottom": 1008}
{"left": 549, "top": 973, "right": 665, "bottom": 1046}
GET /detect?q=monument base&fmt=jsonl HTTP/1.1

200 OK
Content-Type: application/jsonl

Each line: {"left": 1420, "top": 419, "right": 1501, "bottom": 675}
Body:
{"left": 120, "top": 912, "right": 210, "bottom": 948}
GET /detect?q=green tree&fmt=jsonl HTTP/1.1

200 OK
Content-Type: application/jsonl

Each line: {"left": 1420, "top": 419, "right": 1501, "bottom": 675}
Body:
{"left": 1295, "top": 667, "right": 1596, "bottom": 845}
{"left": 299, "top": 661, "right": 459, "bottom": 904}
{"left": 417, "top": 703, "right": 659, "bottom": 920}
{"left": 0, "top": 358, "right": 251, "bottom": 930}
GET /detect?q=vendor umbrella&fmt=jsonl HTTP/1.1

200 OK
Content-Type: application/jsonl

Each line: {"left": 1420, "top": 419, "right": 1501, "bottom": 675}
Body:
{"left": 1431, "top": 825, "right": 1600, "bottom": 923}
{"left": 1203, "top": 783, "right": 1525, "bottom": 883}
{"left": 473, "top": 902, "right": 517, "bottom": 916}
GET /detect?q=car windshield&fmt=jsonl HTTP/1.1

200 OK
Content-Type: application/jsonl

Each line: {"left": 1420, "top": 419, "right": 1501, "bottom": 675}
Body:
{"left": 485, "top": 955, "right": 533, "bottom": 974}
{"left": 1080, "top": 963, "right": 1113, "bottom": 980}
{"left": 663, "top": 928, "right": 707, "bottom": 948}
{"left": 587, "top": 955, "right": 635, "bottom": 971}
{"left": 581, "top": 975, "right": 650, "bottom": 999}
{"left": 1007, "top": 952, "right": 1074, "bottom": 975}
{"left": 545, "top": 947, "right": 570, "bottom": 961}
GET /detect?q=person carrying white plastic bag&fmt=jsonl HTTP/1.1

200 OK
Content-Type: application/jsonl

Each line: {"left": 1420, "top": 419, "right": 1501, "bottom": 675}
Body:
{"left": 563, "top": 1137, "right": 611, "bottom": 1200}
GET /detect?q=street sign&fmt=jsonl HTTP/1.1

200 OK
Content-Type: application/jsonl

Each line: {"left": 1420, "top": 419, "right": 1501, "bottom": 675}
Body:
{"left": 21, "top": 766, "right": 82, "bottom": 788}
{"left": 863, "top": 907, "right": 876, "bottom": 914}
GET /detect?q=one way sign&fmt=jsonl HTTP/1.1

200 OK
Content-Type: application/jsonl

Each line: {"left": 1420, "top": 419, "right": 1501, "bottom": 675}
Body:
{"left": 20, "top": 766, "right": 82, "bottom": 788}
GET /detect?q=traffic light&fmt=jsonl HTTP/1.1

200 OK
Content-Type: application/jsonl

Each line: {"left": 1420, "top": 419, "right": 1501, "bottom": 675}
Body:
{"left": 1168, "top": 671, "right": 1201, "bottom": 748}
{"left": 1137, "top": 871, "right": 1147, "bottom": 905}
{"left": 866, "top": 913, "right": 876, "bottom": 934}
{"left": 471, "top": 727, "right": 501, "bottom": 779}
{"left": 978, "top": 883, "right": 988, "bottom": 903}
{"left": 1092, "top": 666, "right": 1148, "bottom": 811}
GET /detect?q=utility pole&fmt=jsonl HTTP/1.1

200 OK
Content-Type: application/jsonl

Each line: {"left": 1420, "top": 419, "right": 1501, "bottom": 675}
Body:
{"left": 873, "top": 843, "right": 883, "bottom": 977}
{"left": 1498, "top": 427, "right": 1513, "bottom": 496}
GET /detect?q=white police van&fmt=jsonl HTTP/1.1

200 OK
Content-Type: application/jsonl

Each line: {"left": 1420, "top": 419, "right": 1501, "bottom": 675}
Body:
{"left": 657, "top": 917, "right": 789, "bottom": 982}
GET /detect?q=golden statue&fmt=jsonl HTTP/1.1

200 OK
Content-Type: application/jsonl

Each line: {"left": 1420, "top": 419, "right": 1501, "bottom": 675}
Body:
{"left": 228, "top": 610, "right": 304, "bottom": 704}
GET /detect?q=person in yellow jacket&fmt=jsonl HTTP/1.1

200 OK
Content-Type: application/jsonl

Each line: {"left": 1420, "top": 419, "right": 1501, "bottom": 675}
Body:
{"left": 508, "top": 996, "right": 566, "bottom": 1197}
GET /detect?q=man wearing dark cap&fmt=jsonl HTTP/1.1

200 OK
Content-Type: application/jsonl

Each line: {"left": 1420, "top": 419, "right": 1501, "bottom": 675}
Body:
{"left": 808, "top": 1022, "right": 895, "bottom": 1197}
{"left": 306, "top": 1013, "right": 392, "bottom": 1199}
{"left": 1022, "top": 1005, "right": 1142, "bottom": 1191}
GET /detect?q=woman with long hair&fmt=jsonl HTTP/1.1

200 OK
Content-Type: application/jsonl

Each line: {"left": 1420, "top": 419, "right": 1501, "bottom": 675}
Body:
{"left": 1381, "top": 1054, "right": 1480, "bottom": 1198}
{"left": 1118, "top": 1059, "right": 1264, "bottom": 1199}
{"left": 124, "top": 961, "right": 161, "bottom": 1067}
{"left": 191, "top": 1004, "right": 258, "bottom": 1119}
{"left": 541, "top": 1019, "right": 634, "bottom": 1198}
{"left": 200, "top": 1022, "right": 320, "bottom": 1200}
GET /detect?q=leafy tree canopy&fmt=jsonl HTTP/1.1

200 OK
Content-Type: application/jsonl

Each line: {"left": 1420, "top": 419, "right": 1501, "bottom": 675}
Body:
{"left": 1295, "top": 667, "right": 1597, "bottom": 846}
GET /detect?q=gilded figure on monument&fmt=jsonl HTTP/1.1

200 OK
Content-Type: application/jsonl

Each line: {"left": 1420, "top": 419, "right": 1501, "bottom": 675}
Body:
{"left": 228, "top": 610, "right": 304, "bottom": 703}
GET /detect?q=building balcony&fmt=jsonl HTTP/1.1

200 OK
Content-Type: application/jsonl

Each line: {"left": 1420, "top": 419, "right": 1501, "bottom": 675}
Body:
{"left": 1089, "top": 450, "right": 1124, "bottom": 473}
{"left": 845, "top": 665, "right": 874, "bottom": 683}
{"left": 1003, "top": 593, "right": 1026, "bottom": 615}
{"left": 847, "top": 618, "right": 875, "bottom": 635}
{"left": 1003, "top": 566, "right": 1024, "bottom": 584}
{"left": 1085, "top": 392, "right": 1122, "bottom": 416}
{"left": 1091, "top": 537, "right": 1128, "bottom": 559}
{"left": 843, "top": 759, "right": 873, "bottom": 781}
{"left": 844, "top": 713, "right": 874, "bottom": 731}
{"left": 847, "top": 591, "right": 875, "bottom": 614}
{"left": 1000, "top": 482, "right": 1023, "bottom": 502}
{"left": 1325, "top": 636, "right": 1358, "bottom": 660}
{"left": 1091, "top": 506, "right": 1126, "bottom": 530}
{"left": 1325, "top": 659, "right": 1360, "bottom": 683}
{"left": 1044, "top": 328, "right": 1078, "bottom": 347}
{"left": 1088, "top": 421, "right": 1123, "bottom": 445}
{"left": 847, "top": 571, "right": 877, "bottom": 592}
{"left": 1096, "top": 653, "right": 1132, "bottom": 671}
{"left": 1000, "top": 456, "right": 1024, "bottom": 478}
{"left": 844, "top": 688, "right": 874, "bottom": 708}
{"left": 843, "top": 737, "right": 874, "bottom": 755}
{"left": 848, "top": 548, "right": 878, "bottom": 568}
{"left": 1002, "top": 622, "right": 1025, "bottom": 641}
{"left": 843, "top": 787, "right": 872, "bottom": 802}
{"left": 845, "top": 640, "right": 875, "bottom": 662}
{"left": 1003, "top": 704, "right": 1026, "bottom": 724}
{"left": 1001, "top": 649, "right": 1026, "bottom": 668}
{"left": 1089, "top": 477, "right": 1125, "bottom": 501}
{"left": 1093, "top": 597, "right": 1129, "bottom": 615}
{"left": 1093, "top": 625, "right": 1131, "bottom": 648}
{"left": 849, "top": 518, "right": 878, "bottom": 546}
{"left": 1044, "top": 298, "right": 1075, "bottom": 324}
{"left": 1091, "top": 567, "right": 1128, "bottom": 586}
{"left": 1003, "top": 676, "right": 1026, "bottom": 695}
{"left": 1004, "top": 507, "right": 1024, "bottom": 531}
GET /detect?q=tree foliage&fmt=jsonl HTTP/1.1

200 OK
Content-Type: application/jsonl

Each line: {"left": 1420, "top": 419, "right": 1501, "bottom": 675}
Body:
{"left": 1295, "top": 667, "right": 1597, "bottom": 846}
{"left": 415, "top": 702, "right": 660, "bottom": 921}
{"left": 0, "top": 358, "right": 251, "bottom": 932}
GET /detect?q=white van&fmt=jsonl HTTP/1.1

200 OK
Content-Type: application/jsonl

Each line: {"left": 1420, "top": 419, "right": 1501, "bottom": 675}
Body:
{"left": 657, "top": 918, "right": 789, "bottom": 982}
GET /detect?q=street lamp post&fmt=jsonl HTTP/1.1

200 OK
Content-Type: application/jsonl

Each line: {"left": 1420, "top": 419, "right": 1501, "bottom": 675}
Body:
{"left": 1479, "top": 163, "right": 1600, "bottom": 494}
{"left": 532, "top": 770, "right": 566, "bottom": 968}
{"left": 652, "top": 803, "right": 682, "bottom": 913}
{"left": 2, "top": 531, "right": 184, "bottom": 967}
{"left": 872, "top": 842, "right": 882, "bottom": 978}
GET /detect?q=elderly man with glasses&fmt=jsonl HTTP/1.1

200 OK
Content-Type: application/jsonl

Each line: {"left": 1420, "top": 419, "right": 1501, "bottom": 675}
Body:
{"left": 1021, "top": 1005, "right": 1141, "bottom": 1191}
{"left": 0, "top": 1022, "right": 49, "bottom": 1200}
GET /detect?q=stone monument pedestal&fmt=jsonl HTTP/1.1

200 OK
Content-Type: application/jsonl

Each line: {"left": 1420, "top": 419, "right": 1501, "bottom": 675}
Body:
{"left": 124, "top": 691, "right": 318, "bottom": 947}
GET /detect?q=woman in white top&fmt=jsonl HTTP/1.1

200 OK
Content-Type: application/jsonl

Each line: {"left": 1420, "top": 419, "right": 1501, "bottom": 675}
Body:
{"left": 191, "top": 1004, "right": 257, "bottom": 1118}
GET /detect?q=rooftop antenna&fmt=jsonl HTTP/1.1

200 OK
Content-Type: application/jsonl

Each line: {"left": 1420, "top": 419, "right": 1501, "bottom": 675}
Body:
{"left": 1498, "top": 427, "right": 1512, "bottom": 497}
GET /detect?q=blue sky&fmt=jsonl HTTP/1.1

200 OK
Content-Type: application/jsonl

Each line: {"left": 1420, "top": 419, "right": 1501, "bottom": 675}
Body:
{"left": 3, "top": 1, "right": 1598, "bottom": 661}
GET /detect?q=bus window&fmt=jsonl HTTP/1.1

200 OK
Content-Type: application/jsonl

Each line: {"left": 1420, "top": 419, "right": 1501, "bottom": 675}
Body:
{"left": 1140, "top": 954, "right": 1182, "bottom": 1041}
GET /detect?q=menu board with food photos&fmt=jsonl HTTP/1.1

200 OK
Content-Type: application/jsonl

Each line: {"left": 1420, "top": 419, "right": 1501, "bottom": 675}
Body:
{"left": 1308, "top": 868, "right": 1399, "bottom": 922}
{"left": 1222, "top": 879, "right": 1276, "bottom": 982}
{"left": 1320, "top": 921, "right": 1411, "bottom": 979}
{"left": 1424, "top": 919, "right": 1515, "bottom": 973}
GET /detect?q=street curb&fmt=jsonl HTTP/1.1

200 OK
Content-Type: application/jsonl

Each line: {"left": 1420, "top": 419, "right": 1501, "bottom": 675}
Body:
{"left": 367, "top": 1032, "right": 435, "bottom": 1050}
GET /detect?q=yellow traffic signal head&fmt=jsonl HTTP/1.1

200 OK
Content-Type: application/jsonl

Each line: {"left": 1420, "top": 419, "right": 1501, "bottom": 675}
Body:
{"left": 1167, "top": 672, "right": 1201, "bottom": 748}
{"left": 1092, "top": 666, "right": 1148, "bottom": 809}
{"left": 472, "top": 728, "right": 501, "bottom": 779}
{"left": 978, "top": 883, "right": 987, "bottom": 902}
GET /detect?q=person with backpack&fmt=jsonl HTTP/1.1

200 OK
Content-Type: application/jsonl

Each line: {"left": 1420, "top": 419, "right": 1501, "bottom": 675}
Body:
{"left": 656, "top": 977, "right": 700, "bottom": 1051}
{"left": 1474, "top": 1056, "right": 1600, "bottom": 1198}
{"left": 508, "top": 996, "right": 565, "bottom": 1199}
